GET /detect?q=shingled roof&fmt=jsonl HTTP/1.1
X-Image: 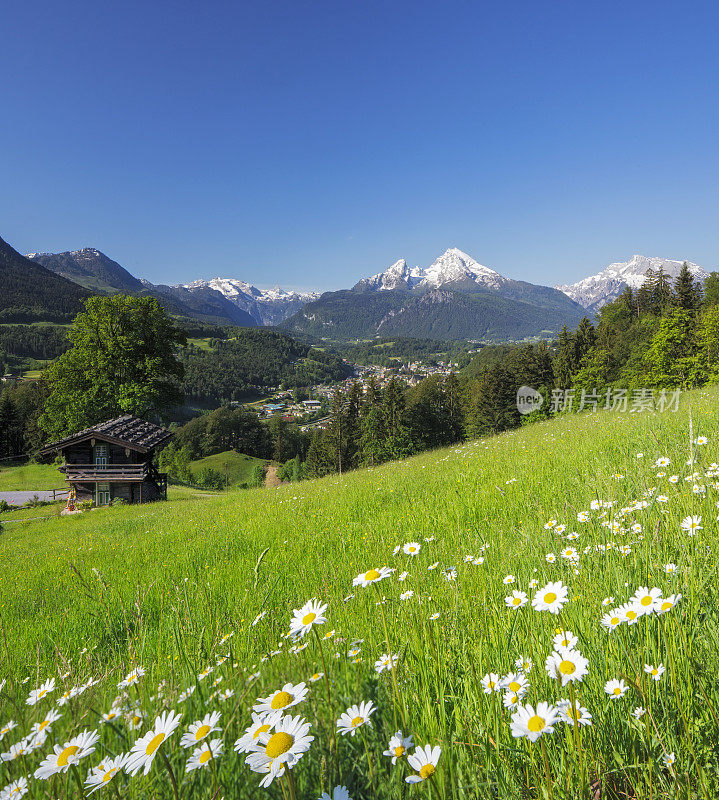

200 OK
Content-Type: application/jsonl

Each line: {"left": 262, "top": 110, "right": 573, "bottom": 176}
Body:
{"left": 39, "top": 415, "right": 172, "bottom": 454}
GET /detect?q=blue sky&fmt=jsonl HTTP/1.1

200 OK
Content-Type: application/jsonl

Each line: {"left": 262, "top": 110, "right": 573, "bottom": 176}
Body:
{"left": 2, "top": 0, "right": 718, "bottom": 290}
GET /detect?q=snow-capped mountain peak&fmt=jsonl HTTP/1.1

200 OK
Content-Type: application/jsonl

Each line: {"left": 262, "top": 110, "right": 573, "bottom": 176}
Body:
{"left": 354, "top": 248, "right": 508, "bottom": 292}
{"left": 354, "top": 259, "right": 423, "bottom": 291}
{"left": 556, "top": 255, "right": 710, "bottom": 311}
{"left": 419, "top": 247, "right": 506, "bottom": 290}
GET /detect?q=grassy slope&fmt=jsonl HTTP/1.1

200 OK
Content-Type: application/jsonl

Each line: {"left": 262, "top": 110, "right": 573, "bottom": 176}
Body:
{"left": 1, "top": 388, "right": 718, "bottom": 797}
{"left": 0, "top": 461, "right": 65, "bottom": 491}
{"left": 189, "top": 450, "right": 268, "bottom": 486}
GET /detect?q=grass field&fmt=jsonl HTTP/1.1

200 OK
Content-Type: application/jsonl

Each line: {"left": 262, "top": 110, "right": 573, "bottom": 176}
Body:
{"left": 1, "top": 388, "right": 718, "bottom": 799}
{"left": 0, "top": 461, "right": 65, "bottom": 491}
{"left": 189, "top": 450, "right": 268, "bottom": 487}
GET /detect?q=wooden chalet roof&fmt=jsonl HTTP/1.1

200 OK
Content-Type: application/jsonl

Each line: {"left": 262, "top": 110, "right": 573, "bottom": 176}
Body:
{"left": 38, "top": 415, "right": 172, "bottom": 455}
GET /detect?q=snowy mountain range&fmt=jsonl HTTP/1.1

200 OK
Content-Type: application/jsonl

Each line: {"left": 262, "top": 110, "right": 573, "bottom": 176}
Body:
{"left": 182, "top": 278, "right": 319, "bottom": 326}
{"left": 556, "top": 255, "right": 711, "bottom": 313}
{"left": 24, "top": 242, "right": 716, "bottom": 336}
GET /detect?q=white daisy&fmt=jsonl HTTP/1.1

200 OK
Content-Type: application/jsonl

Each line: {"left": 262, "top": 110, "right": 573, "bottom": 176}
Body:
{"left": 505, "top": 590, "right": 528, "bottom": 609}
{"left": 353, "top": 567, "right": 393, "bottom": 587}
{"left": 118, "top": 667, "right": 145, "bottom": 689}
{"left": 253, "top": 683, "right": 308, "bottom": 715}
{"left": 544, "top": 648, "right": 589, "bottom": 686}
{"left": 34, "top": 729, "right": 99, "bottom": 779}
{"left": 383, "top": 730, "right": 413, "bottom": 764}
{"left": 180, "top": 711, "right": 221, "bottom": 748}
{"left": 655, "top": 593, "right": 681, "bottom": 615}
{"left": 0, "top": 720, "right": 17, "bottom": 742}
{"left": 604, "top": 679, "right": 628, "bottom": 699}
{"left": 0, "top": 778, "right": 28, "bottom": 800}
{"left": 405, "top": 744, "right": 441, "bottom": 783}
{"left": 319, "top": 787, "right": 352, "bottom": 800}
{"left": 245, "top": 714, "right": 313, "bottom": 785}
{"left": 531, "top": 581, "right": 569, "bottom": 614}
{"left": 644, "top": 663, "right": 665, "bottom": 681}
{"left": 337, "top": 701, "right": 376, "bottom": 736}
{"left": 85, "top": 754, "right": 127, "bottom": 794}
{"left": 26, "top": 678, "right": 55, "bottom": 706}
{"left": 510, "top": 702, "right": 559, "bottom": 742}
{"left": 552, "top": 630, "right": 578, "bottom": 650}
{"left": 289, "top": 599, "right": 328, "bottom": 639}
{"left": 185, "top": 738, "right": 223, "bottom": 772}
{"left": 234, "top": 711, "right": 282, "bottom": 754}
{"left": 124, "top": 710, "right": 182, "bottom": 776}
{"left": 481, "top": 673, "right": 501, "bottom": 693}
{"left": 680, "top": 515, "right": 702, "bottom": 534}
{"left": 403, "top": 542, "right": 421, "bottom": 555}
{"left": 559, "top": 700, "right": 592, "bottom": 726}
{"left": 374, "top": 653, "right": 399, "bottom": 674}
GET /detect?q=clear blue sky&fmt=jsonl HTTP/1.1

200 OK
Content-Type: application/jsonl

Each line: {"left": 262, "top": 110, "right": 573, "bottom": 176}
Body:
{"left": 2, "top": 0, "right": 718, "bottom": 290}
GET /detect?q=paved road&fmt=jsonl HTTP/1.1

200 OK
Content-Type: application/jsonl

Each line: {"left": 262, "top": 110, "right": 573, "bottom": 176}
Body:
{"left": 0, "top": 490, "right": 68, "bottom": 506}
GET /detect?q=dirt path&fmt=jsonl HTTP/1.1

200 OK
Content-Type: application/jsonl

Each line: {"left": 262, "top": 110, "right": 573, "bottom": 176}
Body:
{"left": 264, "top": 465, "right": 281, "bottom": 488}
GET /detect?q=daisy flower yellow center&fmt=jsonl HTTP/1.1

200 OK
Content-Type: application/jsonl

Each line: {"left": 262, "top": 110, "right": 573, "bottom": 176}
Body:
{"left": 102, "top": 769, "right": 117, "bottom": 783}
{"left": 252, "top": 723, "right": 271, "bottom": 740}
{"left": 145, "top": 732, "right": 166, "bottom": 755}
{"left": 527, "top": 715, "right": 546, "bottom": 733}
{"left": 610, "top": 616, "right": 620, "bottom": 625}
{"left": 302, "top": 612, "right": 316, "bottom": 625}
{"left": 195, "top": 724, "right": 211, "bottom": 740}
{"left": 199, "top": 750, "right": 213, "bottom": 764}
{"left": 640, "top": 596, "right": 652, "bottom": 606}
{"left": 270, "top": 691, "right": 293, "bottom": 709}
{"left": 265, "top": 732, "right": 294, "bottom": 758}
{"left": 508, "top": 680, "right": 521, "bottom": 692}
{"left": 487, "top": 680, "right": 495, "bottom": 688}
{"left": 626, "top": 610, "right": 637, "bottom": 620}
{"left": 39, "top": 719, "right": 50, "bottom": 730}
{"left": 513, "top": 598, "right": 521, "bottom": 605}
{"left": 651, "top": 668, "right": 658, "bottom": 675}
{"left": 567, "top": 708, "right": 580, "bottom": 720}
{"left": 38, "top": 689, "right": 48, "bottom": 698}
{"left": 559, "top": 660, "right": 576, "bottom": 675}
{"left": 394, "top": 745, "right": 406, "bottom": 757}
{"left": 560, "top": 639, "right": 570, "bottom": 646}
{"left": 544, "top": 592, "right": 557, "bottom": 603}
{"left": 312, "top": 673, "right": 320, "bottom": 680}
{"left": 613, "top": 687, "right": 621, "bottom": 695}
{"left": 57, "top": 744, "right": 80, "bottom": 766}
{"left": 365, "top": 569, "right": 380, "bottom": 581}
{"left": 351, "top": 716, "right": 365, "bottom": 727}
{"left": 132, "top": 716, "right": 141, "bottom": 725}
{"left": 419, "top": 764, "right": 436, "bottom": 779}
{"left": 409, "top": 546, "right": 417, "bottom": 552}
{"left": 661, "top": 601, "right": 672, "bottom": 611}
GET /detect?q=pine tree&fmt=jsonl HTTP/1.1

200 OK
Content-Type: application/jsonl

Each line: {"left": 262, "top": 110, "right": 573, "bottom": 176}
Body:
{"left": 553, "top": 326, "right": 576, "bottom": 389}
{"left": 674, "top": 262, "right": 701, "bottom": 311}
{"left": 574, "top": 317, "right": 596, "bottom": 365}
{"left": 359, "top": 406, "right": 388, "bottom": 466}
{"left": 652, "top": 267, "right": 674, "bottom": 313}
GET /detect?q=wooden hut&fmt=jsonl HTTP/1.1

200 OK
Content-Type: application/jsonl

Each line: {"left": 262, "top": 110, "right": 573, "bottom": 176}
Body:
{"left": 38, "top": 416, "right": 171, "bottom": 505}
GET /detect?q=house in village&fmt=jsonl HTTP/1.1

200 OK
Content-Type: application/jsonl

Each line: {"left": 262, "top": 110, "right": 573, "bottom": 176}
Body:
{"left": 38, "top": 415, "right": 172, "bottom": 506}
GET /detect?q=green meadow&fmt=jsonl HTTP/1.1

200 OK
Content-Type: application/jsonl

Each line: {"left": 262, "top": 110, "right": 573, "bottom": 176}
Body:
{"left": 188, "top": 450, "right": 268, "bottom": 487}
{"left": 0, "top": 387, "right": 718, "bottom": 799}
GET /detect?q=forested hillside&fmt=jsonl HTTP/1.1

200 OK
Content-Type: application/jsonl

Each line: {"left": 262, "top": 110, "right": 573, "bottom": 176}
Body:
{"left": 0, "top": 236, "right": 91, "bottom": 323}
{"left": 178, "top": 328, "right": 351, "bottom": 402}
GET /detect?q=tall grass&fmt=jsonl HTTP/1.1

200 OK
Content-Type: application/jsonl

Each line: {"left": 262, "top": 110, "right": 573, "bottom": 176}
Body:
{"left": 0, "top": 388, "right": 718, "bottom": 799}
